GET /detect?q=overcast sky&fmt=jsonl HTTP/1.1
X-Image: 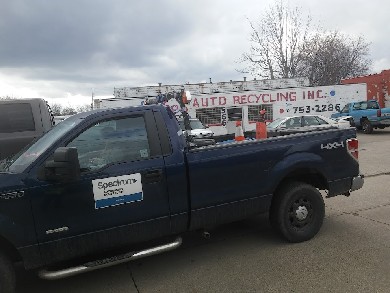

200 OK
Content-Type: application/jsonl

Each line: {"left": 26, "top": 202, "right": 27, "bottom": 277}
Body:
{"left": 1, "top": 0, "right": 389, "bottom": 107}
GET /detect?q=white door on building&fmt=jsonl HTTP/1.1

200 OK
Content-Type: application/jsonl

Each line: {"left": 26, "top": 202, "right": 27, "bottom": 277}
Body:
{"left": 226, "top": 107, "right": 243, "bottom": 134}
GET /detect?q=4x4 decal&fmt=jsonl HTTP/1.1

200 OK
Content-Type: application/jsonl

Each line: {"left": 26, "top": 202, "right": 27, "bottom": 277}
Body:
{"left": 321, "top": 141, "right": 344, "bottom": 150}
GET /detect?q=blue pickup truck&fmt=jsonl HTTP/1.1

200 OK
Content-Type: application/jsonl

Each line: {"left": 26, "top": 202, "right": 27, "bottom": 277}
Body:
{"left": 331, "top": 100, "right": 390, "bottom": 134}
{"left": 0, "top": 105, "right": 364, "bottom": 292}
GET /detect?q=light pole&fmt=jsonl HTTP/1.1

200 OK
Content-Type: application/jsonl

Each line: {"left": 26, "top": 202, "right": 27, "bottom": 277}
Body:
{"left": 91, "top": 88, "right": 94, "bottom": 110}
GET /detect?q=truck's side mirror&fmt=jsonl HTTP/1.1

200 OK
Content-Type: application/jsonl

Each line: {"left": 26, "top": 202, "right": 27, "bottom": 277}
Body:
{"left": 38, "top": 147, "right": 81, "bottom": 182}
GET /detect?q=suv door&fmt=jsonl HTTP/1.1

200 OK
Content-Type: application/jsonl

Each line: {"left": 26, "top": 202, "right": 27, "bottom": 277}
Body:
{"left": 29, "top": 110, "right": 172, "bottom": 264}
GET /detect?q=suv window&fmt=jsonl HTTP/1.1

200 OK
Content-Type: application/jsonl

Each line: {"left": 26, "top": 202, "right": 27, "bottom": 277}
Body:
{"left": 0, "top": 103, "right": 35, "bottom": 133}
{"left": 67, "top": 116, "right": 151, "bottom": 171}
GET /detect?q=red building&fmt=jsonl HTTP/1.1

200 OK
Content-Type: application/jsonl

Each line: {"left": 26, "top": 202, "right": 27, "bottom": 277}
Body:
{"left": 341, "top": 70, "right": 390, "bottom": 108}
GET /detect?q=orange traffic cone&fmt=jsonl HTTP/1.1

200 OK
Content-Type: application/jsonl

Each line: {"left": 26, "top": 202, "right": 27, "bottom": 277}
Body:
{"left": 235, "top": 121, "right": 245, "bottom": 141}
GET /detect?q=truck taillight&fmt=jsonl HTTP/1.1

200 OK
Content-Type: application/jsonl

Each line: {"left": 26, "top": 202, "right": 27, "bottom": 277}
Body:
{"left": 347, "top": 138, "right": 359, "bottom": 160}
{"left": 377, "top": 109, "right": 381, "bottom": 117}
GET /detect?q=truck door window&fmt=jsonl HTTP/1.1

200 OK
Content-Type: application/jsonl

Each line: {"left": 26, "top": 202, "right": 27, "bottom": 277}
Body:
{"left": 368, "top": 101, "right": 379, "bottom": 109}
{"left": 0, "top": 103, "right": 35, "bottom": 133}
{"left": 67, "top": 116, "right": 151, "bottom": 171}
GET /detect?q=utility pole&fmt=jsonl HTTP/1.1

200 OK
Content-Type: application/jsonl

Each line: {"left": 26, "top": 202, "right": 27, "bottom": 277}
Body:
{"left": 91, "top": 89, "right": 94, "bottom": 110}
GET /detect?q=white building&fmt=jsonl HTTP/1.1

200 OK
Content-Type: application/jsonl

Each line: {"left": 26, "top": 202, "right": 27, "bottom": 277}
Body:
{"left": 95, "top": 78, "right": 367, "bottom": 136}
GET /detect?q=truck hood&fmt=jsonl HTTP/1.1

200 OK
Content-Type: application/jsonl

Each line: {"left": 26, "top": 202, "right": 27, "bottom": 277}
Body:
{"left": 331, "top": 112, "right": 343, "bottom": 118}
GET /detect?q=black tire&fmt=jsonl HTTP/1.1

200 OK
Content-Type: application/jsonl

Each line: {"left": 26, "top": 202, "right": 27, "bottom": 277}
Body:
{"left": 270, "top": 181, "right": 325, "bottom": 243}
{"left": 0, "top": 251, "right": 15, "bottom": 293}
{"left": 362, "top": 120, "right": 373, "bottom": 134}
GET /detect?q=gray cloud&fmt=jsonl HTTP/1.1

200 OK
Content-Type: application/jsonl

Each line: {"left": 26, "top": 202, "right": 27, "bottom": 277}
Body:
{"left": 0, "top": 0, "right": 389, "bottom": 106}
{"left": 0, "top": 1, "right": 196, "bottom": 69}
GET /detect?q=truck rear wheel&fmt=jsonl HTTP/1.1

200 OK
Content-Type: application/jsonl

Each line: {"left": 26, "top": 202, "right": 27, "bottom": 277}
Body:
{"left": 270, "top": 182, "right": 325, "bottom": 243}
{"left": 0, "top": 251, "right": 15, "bottom": 293}
{"left": 362, "top": 120, "right": 373, "bottom": 134}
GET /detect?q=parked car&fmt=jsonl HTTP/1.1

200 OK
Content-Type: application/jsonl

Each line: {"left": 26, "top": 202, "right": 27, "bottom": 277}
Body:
{"left": 266, "top": 115, "right": 350, "bottom": 137}
{"left": 178, "top": 117, "right": 214, "bottom": 138}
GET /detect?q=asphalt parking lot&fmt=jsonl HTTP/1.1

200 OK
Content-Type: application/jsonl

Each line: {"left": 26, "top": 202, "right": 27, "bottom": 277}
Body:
{"left": 16, "top": 129, "right": 390, "bottom": 293}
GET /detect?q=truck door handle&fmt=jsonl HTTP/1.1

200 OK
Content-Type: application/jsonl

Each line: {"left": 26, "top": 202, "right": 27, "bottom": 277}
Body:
{"left": 144, "top": 169, "right": 163, "bottom": 183}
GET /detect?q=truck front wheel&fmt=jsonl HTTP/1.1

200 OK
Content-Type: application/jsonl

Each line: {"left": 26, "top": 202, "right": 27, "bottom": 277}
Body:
{"left": 362, "top": 120, "right": 373, "bottom": 134}
{"left": 0, "top": 251, "right": 15, "bottom": 293}
{"left": 270, "top": 182, "right": 325, "bottom": 243}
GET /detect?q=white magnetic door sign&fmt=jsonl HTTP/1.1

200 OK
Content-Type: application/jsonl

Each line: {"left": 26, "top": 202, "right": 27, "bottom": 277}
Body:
{"left": 92, "top": 173, "right": 143, "bottom": 209}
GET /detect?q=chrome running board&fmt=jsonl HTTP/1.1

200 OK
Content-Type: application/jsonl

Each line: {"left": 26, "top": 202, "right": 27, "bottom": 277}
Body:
{"left": 38, "top": 237, "right": 182, "bottom": 280}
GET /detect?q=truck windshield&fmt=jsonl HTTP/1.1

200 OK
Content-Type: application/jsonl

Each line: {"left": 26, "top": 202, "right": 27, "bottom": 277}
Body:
{"left": 178, "top": 119, "right": 206, "bottom": 130}
{"left": 0, "top": 117, "right": 83, "bottom": 173}
{"left": 190, "top": 120, "right": 206, "bottom": 129}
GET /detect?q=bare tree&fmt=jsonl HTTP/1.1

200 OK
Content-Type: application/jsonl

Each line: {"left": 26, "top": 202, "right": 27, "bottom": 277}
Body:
{"left": 50, "top": 103, "right": 63, "bottom": 116}
{"left": 297, "top": 32, "right": 371, "bottom": 86}
{"left": 61, "top": 106, "right": 77, "bottom": 115}
{"left": 239, "top": 0, "right": 371, "bottom": 85}
{"left": 76, "top": 104, "right": 92, "bottom": 113}
{"left": 0, "top": 96, "right": 15, "bottom": 100}
{"left": 239, "top": 0, "right": 311, "bottom": 79}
